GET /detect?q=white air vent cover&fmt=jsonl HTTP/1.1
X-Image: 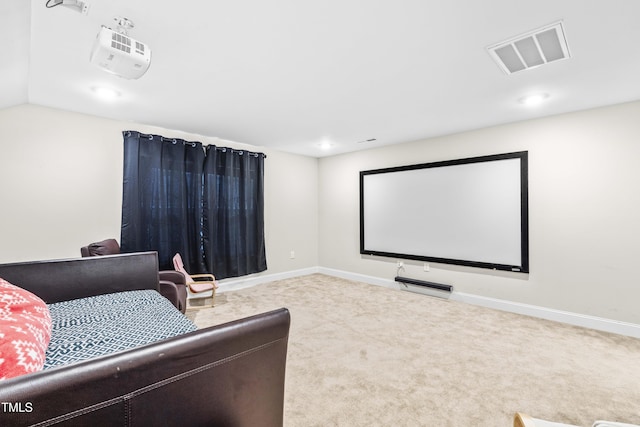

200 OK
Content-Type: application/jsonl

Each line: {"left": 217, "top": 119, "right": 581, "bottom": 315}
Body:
{"left": 90, "top": 26, "right": 151, "bottom": 79}
{"left": 487, "top": 21, "right": 570, "bottom": 75}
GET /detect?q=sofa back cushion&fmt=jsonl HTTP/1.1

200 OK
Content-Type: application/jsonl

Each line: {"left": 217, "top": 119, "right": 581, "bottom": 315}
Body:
{"left": 0, "top": 252, "right": 160, "bottom": 304}
{"left": 87, "top": 239, "right": 121, "bottom": 256}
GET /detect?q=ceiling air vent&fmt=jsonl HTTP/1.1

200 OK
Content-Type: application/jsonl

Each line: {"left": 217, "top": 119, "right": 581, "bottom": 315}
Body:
{"left": 487, "top": 21, "right": 570, "bottom": 75}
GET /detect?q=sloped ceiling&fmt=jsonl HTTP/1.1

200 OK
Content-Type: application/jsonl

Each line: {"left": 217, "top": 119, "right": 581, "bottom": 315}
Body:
{"left": 4, "top": 0, "right": 640, "bottom": 157}
{"left": 1, "top": 1, "right": 31, "bottom": 108}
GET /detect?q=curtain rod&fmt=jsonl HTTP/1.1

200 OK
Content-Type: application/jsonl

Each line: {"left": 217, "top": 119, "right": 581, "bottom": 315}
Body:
{"left": 124, "top": 130, "right": 267, "bottom": 158}
{"left": 210, "top": 146, "right": 266, "bottom": 158}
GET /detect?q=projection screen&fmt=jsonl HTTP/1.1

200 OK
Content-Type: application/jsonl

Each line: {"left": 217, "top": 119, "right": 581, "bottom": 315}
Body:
{"left": 359, "top": 151, "right": 528, "bottom": 273}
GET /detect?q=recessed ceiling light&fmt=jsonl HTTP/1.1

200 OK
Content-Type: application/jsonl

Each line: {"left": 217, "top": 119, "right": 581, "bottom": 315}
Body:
{"left": 319, "top": 142, "right": 333, "bottom": 150}
{"left": 91, "top": 86, "right": 121, "bottom": 101}
{"left": 519, "top": 93, "right": 549, "bottom": 106}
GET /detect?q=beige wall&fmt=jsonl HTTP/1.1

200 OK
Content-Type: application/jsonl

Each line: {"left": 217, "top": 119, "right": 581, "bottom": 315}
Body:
{"left": 318, "top": 100, "right": 640, "bottom": 324}
{"left": 0, "top": 104, "right": 318, "bottom": 276}
{"left": 3, "top": 101, "right": 640, "bottom": 325}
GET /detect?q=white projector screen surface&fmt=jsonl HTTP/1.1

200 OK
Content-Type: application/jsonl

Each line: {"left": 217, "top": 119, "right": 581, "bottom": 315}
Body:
{"left": 360, "top": 152, "right": 528, "bottom": 272}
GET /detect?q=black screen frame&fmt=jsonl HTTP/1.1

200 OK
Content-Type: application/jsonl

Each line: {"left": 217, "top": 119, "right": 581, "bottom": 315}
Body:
{"left": 359, "top": 151, "right": 529, "bottom": 273}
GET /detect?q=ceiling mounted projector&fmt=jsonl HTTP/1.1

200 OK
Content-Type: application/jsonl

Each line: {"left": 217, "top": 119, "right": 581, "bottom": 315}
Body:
{"left": 90, "top": 20, "right": 151, "bottom": 80}
{"left": 45, "top": 0, "right": 90, "bottom": 15}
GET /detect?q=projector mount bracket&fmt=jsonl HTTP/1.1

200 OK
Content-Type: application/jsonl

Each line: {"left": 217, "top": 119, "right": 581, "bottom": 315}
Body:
{"left": 113, "top": 17, "right": 135, "bottom": 35}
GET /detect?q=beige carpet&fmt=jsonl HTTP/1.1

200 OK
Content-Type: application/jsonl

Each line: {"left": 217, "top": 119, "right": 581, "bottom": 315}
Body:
{"left": 187, "top": 274, "right": 640, "bottom": 426}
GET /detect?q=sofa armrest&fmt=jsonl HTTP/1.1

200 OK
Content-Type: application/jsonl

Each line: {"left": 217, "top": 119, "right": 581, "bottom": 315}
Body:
{"left": 0, "top": 308, "right": 290, "bottom": 427}
{"left": 158, "top": 280, "right": 179, "bottom": 306}
{"left": 159, "top": 271, "right": 187, "bottom": 312}
{"left": 159, "top": 270, "right": 186, "bottom": 285}
{"left": 0, "top": 252, "right": 160, "bottom": 304}
{"left": 158, "top": 280, "right": 188, "bottom": 313}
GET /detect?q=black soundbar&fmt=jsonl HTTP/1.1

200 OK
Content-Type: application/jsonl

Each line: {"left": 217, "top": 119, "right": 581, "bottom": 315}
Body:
{"left": 394, "top": 276, "right": 453, "bottom": 293}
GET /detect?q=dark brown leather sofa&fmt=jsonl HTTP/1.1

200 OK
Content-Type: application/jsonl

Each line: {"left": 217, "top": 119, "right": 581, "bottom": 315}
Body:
{"left": 0, "top": 252, "right": 290, "bottom": 427}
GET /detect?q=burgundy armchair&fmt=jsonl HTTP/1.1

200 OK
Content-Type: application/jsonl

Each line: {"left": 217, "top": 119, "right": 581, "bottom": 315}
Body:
{"left": 80, "top": 238, "right": 121, "bottom": 257}
{"left": 80, "top": 239, "right": 187, "bottom": 313}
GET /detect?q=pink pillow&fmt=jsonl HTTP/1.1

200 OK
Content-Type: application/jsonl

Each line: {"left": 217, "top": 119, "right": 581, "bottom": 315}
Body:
{"left": 0, "top": 278, "right": 52, "bottom": 380}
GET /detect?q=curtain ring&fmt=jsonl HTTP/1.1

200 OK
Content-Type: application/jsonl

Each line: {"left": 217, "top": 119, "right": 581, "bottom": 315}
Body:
{"left": 192, "top": 143, "right": 196, "bottom": 147}
{"left": 172, "top": 139, "right": 177, "bottom": 144}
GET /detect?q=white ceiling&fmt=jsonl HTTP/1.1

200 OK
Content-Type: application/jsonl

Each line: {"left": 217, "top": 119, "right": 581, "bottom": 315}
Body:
{"left": 3, "top": 0, "right": 640, "bottom": 157}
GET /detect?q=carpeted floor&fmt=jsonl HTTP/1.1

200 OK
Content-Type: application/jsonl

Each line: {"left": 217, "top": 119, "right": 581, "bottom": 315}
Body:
{"left": 187, "top": 274, "right": 640, "bottom": 427}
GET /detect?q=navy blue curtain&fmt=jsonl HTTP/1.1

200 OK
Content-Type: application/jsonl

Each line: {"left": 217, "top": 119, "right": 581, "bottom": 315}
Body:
{"left": 121, "top": 131, "right": 205, "bottom": 272}
{"left": 203, "top": 146, "right": 267, "bottom": 279}
{"left": 120, "top": 131, "right": 266, "bottom": 278}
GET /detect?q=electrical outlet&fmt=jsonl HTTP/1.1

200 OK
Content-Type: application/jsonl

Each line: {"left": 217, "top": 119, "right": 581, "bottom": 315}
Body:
{"left": 423, "top": 263, "right": 430, "bottom": 272}
{"left": 290, "top": 251, "right": 295, "bottom": 259}
{"left": 397, "top": 261, "right": 404, "bottom": 268}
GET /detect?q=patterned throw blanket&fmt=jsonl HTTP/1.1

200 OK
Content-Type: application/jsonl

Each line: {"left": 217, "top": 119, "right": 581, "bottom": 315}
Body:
{"left": 45, "top": 290, "right": 196, "bottom": 369}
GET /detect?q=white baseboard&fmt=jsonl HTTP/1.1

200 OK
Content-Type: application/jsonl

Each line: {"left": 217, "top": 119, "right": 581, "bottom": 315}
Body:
{"left": 450, "top": 291, "right": 640, "bottom": 339}
{"left": 318, "top": 267, "right": 396, "bottom": 289}
{"left": 217, "top": 267, "right": 320, "bottom": 292}
{"left": 318, "top": 267, "right": 640, "bottom": 339}
{"left": 215, "top": 266, "right": 640, "bottom": 339}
